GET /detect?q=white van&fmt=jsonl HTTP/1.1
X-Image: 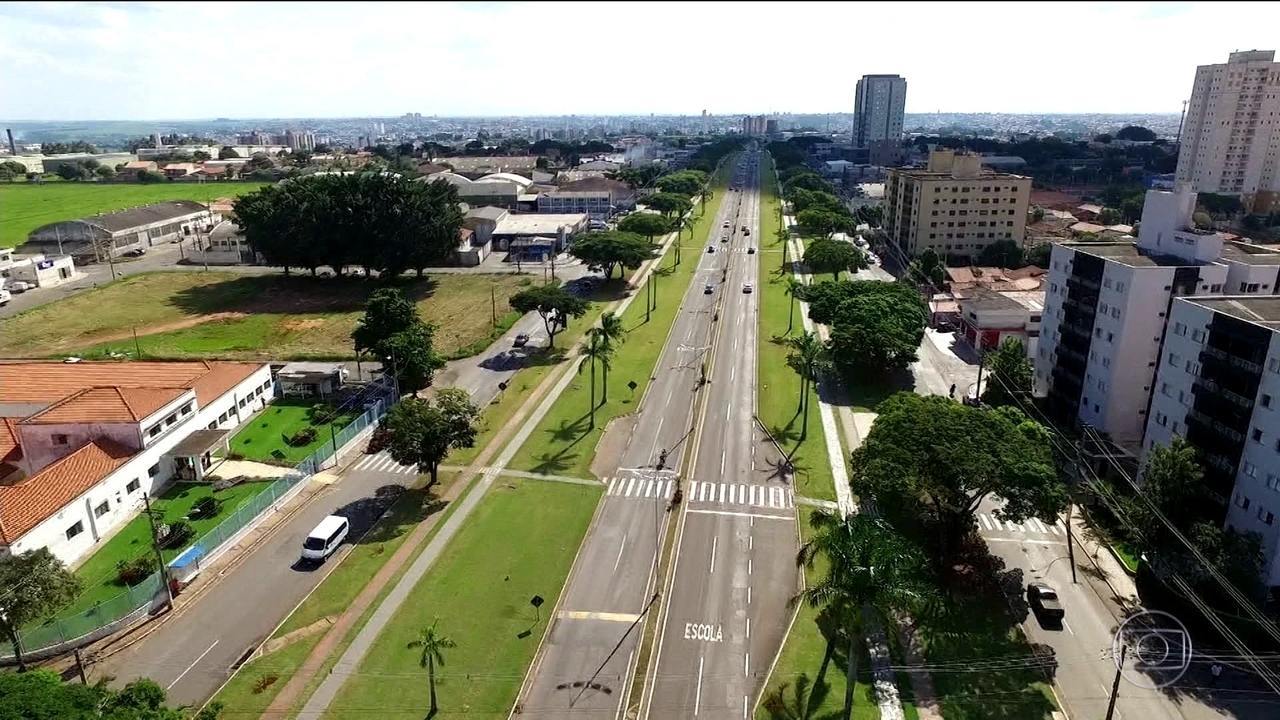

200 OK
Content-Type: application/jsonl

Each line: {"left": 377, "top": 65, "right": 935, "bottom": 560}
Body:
{"left": 301, "top": 515, "right": 349, "bottom": 562}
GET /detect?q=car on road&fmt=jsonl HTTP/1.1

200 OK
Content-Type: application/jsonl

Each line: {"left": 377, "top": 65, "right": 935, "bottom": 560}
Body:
{"left": 747, "top": 247, "right": 756, "bottom": 254}
{"left": 721, "top": 234, "right": 729, "bottom": 243}
{"left": 742, "top": 227, "right": 750, "bottom": 236}
{"left": 0, "top": 288, "right": 9, "bottom": 306}
{"left": 301, "top": 515, "right": 349, "bottom": 563}
{"left": 1026, "top": 582, "right": 1065, "bottom": 621}
{"left": 6, "top": 280, "right": 32, "bottom": 293}
{"left": 742, "top": 282, "right": 753, "bottom": 293}
{"left": 513, "top": 333, "right": 530, "bottom": 347}
{"left": 704, "top": 283, "right": 714, "bottom": 294}
{"left": 706, "top": 245, "right": 715, "bottom": 254}
{"left": 124, "top": 247, "right": 146, "bottom": 257}
{"left": 723, "top": 220, "right": 730, "bottom": 228}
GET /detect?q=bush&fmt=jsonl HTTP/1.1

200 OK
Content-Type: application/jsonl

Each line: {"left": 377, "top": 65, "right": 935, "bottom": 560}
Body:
{"left": 308, "top": 403, "right": 332, "bottom": 423}
{"left": 156, "top": 520, "right": 194, "bottom": 550}
{"left": 286, "top": 427, "right": 318, "bottom": 447}
{"left": 190, "top": 495, "right": 221, "bottom": 519}
{"left": 116, "top": 556, "right": 157, "bottom": 586}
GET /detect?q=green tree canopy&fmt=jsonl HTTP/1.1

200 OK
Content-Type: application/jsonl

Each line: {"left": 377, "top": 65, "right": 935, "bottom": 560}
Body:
{"left": 910, "top": 247, "right": 946, "bottom": 286}
{"left": 801, "top": 281, "right": 926, "bottom": 375}
{"left": 382, "top": 390, "right": 479, "bottom": 486}
{"left": 786, "top": 188, "right": 844, "bottom": 214}
{"left": 0, "top": 548, "right": 80, "bottom": 669}
{"left": 0, "top": 670, "right": 222, "bottom": 720}
{"left": 796, "top": 209, "right": 855, "bottom": 239}
{"left": 569, "top": 231, "right": 655, "bottom": 280}
{"left": 655, "top": 170, "right": 708, "bottom": 197}
{"left": 509, "top": 284, "right": 589, "bottom": 348}
{"left": 1115, "top": 125, "right": 1157, "bottom": 142}
{"left": 352, "top": 288, "right": 419, "bottom": 355}
{"left": 617, "top": 212, "right": 673, "bottom": 243}
{"left": 641, "top": 192, "right": 692, "bottom": 217}
{"left": 783, "top": 171, "right": 834, "bottom": 195}
{"left": 803, "top": 238, "right": 866, "bottom": 280}
{"left": 94, "top": 165, "right": 116, "bottom": 179}
{"left": 851, "top": 393, "right": 1065, "bottom": 559}
{"left": 352, "top": 288, "right": 442, "bottom": 392}
{"left": 218, "top": 146, "right": 241, "bottom": 159}
{"left": 976, "top": 239, "right": 1026, "bottom": 268}
{"left": 981, "top": 338, "right": 1033, "bottom": 408}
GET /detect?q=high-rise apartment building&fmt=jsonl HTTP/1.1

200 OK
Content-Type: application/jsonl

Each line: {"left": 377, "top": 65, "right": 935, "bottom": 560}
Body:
{"left": 1035, "top": 187, "right": 1280, "bottom": 447}
{"left": 284, "top": 129, "right": 316, "bottom": 152}
{"left": 852, "top": 74, "right": 906, "bottom": 150}
{"left": 1175, "top": 50, "right": 1280, "bottom": 213}
{"left": 741, "top": 115, "right": 767, "bottom": 136}
{"left": 882, "top": 149, "right": 1030, "bottom": 261}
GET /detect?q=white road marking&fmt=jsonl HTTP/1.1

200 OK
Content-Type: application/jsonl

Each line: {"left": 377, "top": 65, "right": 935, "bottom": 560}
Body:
{"left": 644, "top": 478, "right": 655, "bottom": 497}
{"left": 1032, "top": 518, "right": 1049, "bottom": 534}
{"left": 746, "top": 617, "right": 751, "bottom": 639}
{"left": 614, "top": 535, "right": 627, "bottom": 572}
{"left": 695, "top": 656, "right": 705, "bottom": 715}
{"left": 1062, "top": 619, "right": 1075, "bottom": 636}
{"left": 560, "top": 610, "right": 641, "bottom": 622}
{"left": 688, "top": 508, "right": 792, "bottom": 521}
{"left": 625, "top": 477, "right": 637, "bottom": 497}
{"left": 700, "top": 481, "right": 710, "bottom": 502}
{"left": 979, "top": 514, "right": 992, "bottom": 531}
{"left": 747, "top": 586, "right": 752, "bottom": 605}
{"left": 743, "top": 695, "right": 749, "bottom": 720}
{"left": 748, "top": 535, "right": 753, "bottom": 551}
{"left": 721, "top": 451, "right": 726, "bottom": 475}
{"left": 744, "top": 651, "right": 750, "bottom": 678}
{"left": 748, "top": 557, "right": 753, "bottom": 576}
{"left": 710, "top": 536, "right": 718, "bottom": 574}
{"left": 990, "top": 516, "right": 1004, "bottom": 531}
{"left": 168, "top": 640, "right": 218, "bottom": 690}
{"left": 718, "top": 483, "right": 726, "bottom": 503}
{"left": 1049, "top": 524, "right": 1062, "bottom": 536}
{"left": 986, "top": 537, "right": 1067, "bottom": 546}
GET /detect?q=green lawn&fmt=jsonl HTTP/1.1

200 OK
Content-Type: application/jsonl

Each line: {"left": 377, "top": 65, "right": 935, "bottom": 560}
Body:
{"left": 756, "top": 157, "right": 837, "bottom": 501}
{"left": 229, "top": 400, "right": 359, "bottom": 465}
{"left": 211, "top": 475, "right": 467, "bottom": 717}
{"left": 58, "top": 480, "right": 274, "bottom": 618}
{"left": 0, "top": 271, "right": 539, "bottom": 361}
{"left": 757, "top": 509, "right": 885, "bottom": 720}
{"left": 508, "top": 162, "right": 732, "bottom": 478}
{"left": 1112, "top": 542, "right": 1140, "bottom": 574}
{"left": 321, "top": 479, "right": 601, "bottom": 720}
{"left": 0, "top": 182, "right": 268, "bottom": 248}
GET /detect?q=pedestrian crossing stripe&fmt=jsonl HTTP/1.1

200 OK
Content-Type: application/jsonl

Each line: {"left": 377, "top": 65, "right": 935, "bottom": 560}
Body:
{"left": 604, "top": 476, "right": 675, "bottom": 499}
{"left": 689, "top": 480, "right": 792, "bottom": 510}
{"left": 353, "top": 452, "right": 419, "bottom": 475}
{"left": 977, "top": 513, "right": 1065, "bottom": 536}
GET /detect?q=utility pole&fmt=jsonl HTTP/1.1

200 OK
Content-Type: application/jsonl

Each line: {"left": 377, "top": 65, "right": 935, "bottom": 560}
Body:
{"left": 491, "top": 285, "right": 497, "bottom": 329}
{"left": 132, "top": 327, "right": 141, "bottom": 359}
{"left": 645, "top": 275, "right": 651, "bottom": 323}
{"left": 973, "top": 348, "right": 986, "bottom": 405}
{"left": 1105, "top": 644, "right": 1128, "bottom": 720}
{"left": 143, "top": 492, "right": 175, "bottom": 608}
{"left": 1065, "top": 501, "right": 1078, "bottom": 584}
{"left": 73, "top": 647, "right": 88, "bottom": 684}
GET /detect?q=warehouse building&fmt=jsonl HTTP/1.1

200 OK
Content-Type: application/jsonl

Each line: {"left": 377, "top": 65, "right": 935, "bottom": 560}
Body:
{"left": 25, "top": 201, "right": 220, "bottom": 262}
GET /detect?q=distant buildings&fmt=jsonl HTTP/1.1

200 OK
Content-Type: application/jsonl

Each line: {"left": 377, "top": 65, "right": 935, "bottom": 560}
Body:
{"left": 853, "top": 74, "right": 906, "bottom": 162}
{"left": 882, "top": 149, "right": 1031, "bottom": 261}
{"left": 1175, "top": 50, "right": 1280, "bottom": 213}
{"left": 741, "top": 115, "right": 767, "bottom": 136}
{"left": 285, "top": 129, "right": 316, "bottom": 151}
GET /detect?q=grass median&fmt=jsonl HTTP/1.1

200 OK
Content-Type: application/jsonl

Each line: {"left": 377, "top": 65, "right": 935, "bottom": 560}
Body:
{"left": 755, "top": 156, "right": 836, "bottom": 502}
{"left": 508, "top": 166, "right": 731, "bottom": 479}
{"left": 320, "top": 478, "right": 601, "bottom": 720}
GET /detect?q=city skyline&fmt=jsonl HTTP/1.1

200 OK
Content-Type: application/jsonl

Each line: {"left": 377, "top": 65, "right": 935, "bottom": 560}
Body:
{"left": 3, "top": 2, "right": 1279, "bottom": 121}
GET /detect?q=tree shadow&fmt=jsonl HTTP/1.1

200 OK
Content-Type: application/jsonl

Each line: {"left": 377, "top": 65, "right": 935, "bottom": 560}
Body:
{"left": 169, "top": 274, "right": 441, "bottom": 316}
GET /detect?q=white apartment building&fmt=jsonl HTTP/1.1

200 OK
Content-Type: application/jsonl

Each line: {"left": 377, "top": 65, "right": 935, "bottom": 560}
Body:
{"left": 1174, "top": 50, "right": 1280, "bottom": 214}
{"left": 1035, "top": 187, "right": 1280, "bottom": 447}
{"left": 0, "top": 361, "right": 274, "bottom": 565}
{"left": 883, "top": 149, "right": 1031, "bottom": 260}
{"left": 852, "top": 74, "right": 906, "bottom": 150}
{"left": 1143, "top": 296, "right": 1280, "bottom": 586}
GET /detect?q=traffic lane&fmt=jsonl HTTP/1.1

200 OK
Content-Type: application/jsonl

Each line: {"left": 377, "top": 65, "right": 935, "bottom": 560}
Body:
{"left": 93, "top": 464, "right": 417, "bottom": 705}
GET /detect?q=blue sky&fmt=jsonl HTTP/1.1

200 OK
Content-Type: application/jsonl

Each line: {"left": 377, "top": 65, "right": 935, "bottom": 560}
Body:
{"left": 1, "top": 1, "right": 1277, "bottom": 120}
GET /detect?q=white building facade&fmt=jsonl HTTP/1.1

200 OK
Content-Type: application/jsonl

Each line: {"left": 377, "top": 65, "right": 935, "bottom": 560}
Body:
{"left": 853, "top": 74, "right": 906, "bottom": 149}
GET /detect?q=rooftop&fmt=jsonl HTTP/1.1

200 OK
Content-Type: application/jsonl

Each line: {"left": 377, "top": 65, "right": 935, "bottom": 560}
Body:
{"left": 1065, "top": 241, "right": 1196, "bottom": 268}
{"left": 0, "top": 361, "right": 261, "bottom": 414}
{"left": 0, "top": 438, "right": 135, "bottom": 540}
{"left": 1219, "top": 241, "right": 1280, "bottom": 266}
{"left": 23, "top": 386, "right": 187, "bottom": 425}
{"left": 493, "top": 213, "right": 588, "bottom": 236}
{"left": 466, "top": 206, "right": 509, "bottom": 222}
{"left": 1187, "top": 296, "right": 1280, "bottom": 329}
{"left": 40, "top": 200, "right": 211, "bottom": 235}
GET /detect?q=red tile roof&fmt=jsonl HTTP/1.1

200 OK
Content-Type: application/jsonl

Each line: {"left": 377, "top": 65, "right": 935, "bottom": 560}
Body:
{"left": 0, "top": 439, "right": 134, "bottom": 541}
{"left": 22, "top": 386, "right": 187, "bottom": 425}
{"left": 0, "top": 419, "right": 20, "bottom": 465}
{"left": 0, "top": 361, "right": 261, "bottom": 409}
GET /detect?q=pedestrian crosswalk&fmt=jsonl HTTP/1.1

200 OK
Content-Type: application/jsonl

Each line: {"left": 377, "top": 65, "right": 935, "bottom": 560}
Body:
{"left": 604, "top": 475, "right": 676, "bottom": 500}
{"left": 688, "top": 480, "right": 793, "bottom": 510}
{"left": 352, "top": 451, "right": 419, "bottom": 475}
{"left": 977, "top": 513, "right": 1066, "bottom": 536}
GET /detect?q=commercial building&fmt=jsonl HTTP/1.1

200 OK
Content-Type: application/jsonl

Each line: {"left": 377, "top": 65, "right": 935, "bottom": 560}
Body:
{"left": 0, "top": 361, "right": 273, "bottom": 565}
{"left": 957, "top": 288, "right": 1044, "bottom": 357}
{"left": 1143, "top": 296, "right": 1280, "bottom": 586}
{"left": 1034, "top": 187, "right": 1280, "bottom": 447}
{"left": 1174, "top": 50, "right": 1280, "bottom": 213}
{"left": 189, "top": 220, "right": 255, "bottom": 266}
{"left": 0, "top": 248, "right": 76, "bottom": 290}
{"left": 539, "top": 176, "right": 635, "bottom": 219}
{"left": 422, "top": 171, "right": 532, "bottom": 209}
{"left": 25, "top": 201, "right": 220, "bottom": 262}
{"left": 491, "top": 212, "right": 589, "bottom": 262}
{"left": 883, "top": 149, "right": 1031, "bottom": 260}
{"left": 852, "top": 74, "right": 906, "bottom": 151}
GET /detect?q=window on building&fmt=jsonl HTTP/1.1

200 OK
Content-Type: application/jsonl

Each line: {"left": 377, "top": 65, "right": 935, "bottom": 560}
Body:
{"left": 1111, "top": 307, "right": 1121, "bottom": 319}
{"left": 219, "top": 412, "right": 228, "bottom": 424}
{"left": 148, "top": 463, "right": 160, "bottom": 478}
{"left": 1168, "top": 353, "right": 1182, "bottom": 368}
{"left": 1156, "top": 412, "right": 1168, "bottom": 427}
{"left": 1245, "top": 461, "right": 1259, "bottom": 478}
{"left": 126, "top": 479, "right": 140, "bottom": 493}
{"left": 1254, "top": 428, "right": 1264, "bottom": 443}
{"left": 1235, "top": 493, "right": 1252, "bottom": 510}
{"left": 1258, "top": 507, "right": 1275, "bottom": 525}
{"left": 148, "top": 424, "right": 161, "bottom": 438}
{"left": 1265, "top": 394, "right": 1273, "bottom": 409}
{"left": 1173, "top": 322, "right": 1186, "bottom": 336}
{"left": 181, "top": 402, "right": 193, "bottom": 415}
{"left": 1192, "top": 329, "right": 1206, "bottom": 342}
{"left": 1268, "top": 475, "right": 1280, "bottom": 492}
{"left": 65, "top": 521, "right": 84, "bottom": 540}
{"left": 94, "top": 500, "right": 109, "bottom": 518}
{"left": 1105, "top": 279, "right": 1114, "bottom": 289}
{"left": 1116, "top": 282, "right": 1126, "bottom": 292}
{"left": 52, "top": 433, "right": 68, "bottom": 446}
{"left": 1211, "top": 283, "right": 1223, "bottom": 292}
{"left": 1107, "top": 332, "right": 1114, "bottom": 342}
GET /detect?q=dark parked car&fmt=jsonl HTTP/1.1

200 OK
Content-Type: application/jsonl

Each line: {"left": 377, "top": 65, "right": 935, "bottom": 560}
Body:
{"left": 1026, "top": 582, "right": 1065, "bottom": 620}
{"left": 513, "top": 333, "right": 530, "bottom": 347}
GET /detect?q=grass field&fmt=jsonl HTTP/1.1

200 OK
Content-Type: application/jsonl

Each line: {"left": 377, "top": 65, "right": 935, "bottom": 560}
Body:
{"left": 229, "top": 400, "right": 359, "bottom": 465}
{"left": 58, "top": 480, "right": 274, "bottom": 618}
{"left": 321, "top": 479, "right": 601, "bottom": 720}
{"left": 0, "top": 182, "right": 268, "bottom": 248}
{"left": 0, "top": 271, "right": 536, "bottom": 361}
{"left": 508, "top": 163, "right": 730, "bottom": 479}
{"left": 756, "top": 157, "right": 837, "bottom": 501}
{"left": 211, "top": 475, "right": 466, "bottom": 718}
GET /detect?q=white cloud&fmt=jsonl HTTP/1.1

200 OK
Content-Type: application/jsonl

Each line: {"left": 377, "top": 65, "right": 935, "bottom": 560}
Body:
{"left": 0, "top": 1, "right": 1277, "bottom": 120}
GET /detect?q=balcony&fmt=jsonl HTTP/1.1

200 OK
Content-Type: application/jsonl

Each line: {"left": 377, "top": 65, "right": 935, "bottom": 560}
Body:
{"left": 1199, "top": 346, "right": 1262, "bottom": 374}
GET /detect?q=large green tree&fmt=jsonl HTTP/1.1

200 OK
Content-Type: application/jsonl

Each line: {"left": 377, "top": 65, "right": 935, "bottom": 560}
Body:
{"left": 0, "top": 548, "right": 80, "bottom": 670}
{"left": 509, "top": 285, "right": 589, "bottom": 348}
{"left": 595, "top": 311, "right": 625, "bottom": 402}
{"left": 910, "top": 248, "right": 946, "bottom": 286}
{"left": 981, "top": 338, "right": 1033, "bottom": 408}
{"left": 803, "top": 238, "right": 867, "bottom": 281}
{"left": 850, "top": 393, "right": 1066, "bottom": 559}
{"left": 806, "top": 281, "right": 926, "bottom": 375}
{"left": 0, "top": 160, "right": 29, "bottom": 182}
{"left": 569, "top": 231, "right": 655, "bottom": 280}
{"left": 786, "top": 331, "right": 827, "bottom": 440}
{"left": 407, "top": 620, "right": 456, "bottom": 717}
{"left": 352, "top": 289, "right": 443, "bottom": 393}
{"left": 381, "top": 389, "right": 479, "bottom": 486}
{"left": 976, "top": 239, "right": 1026, "bottom": 268}
{"left": 0, "top": 671, "right": 223, "bottom": 720}
{"left": 352, "top": 288, "right": 419, "bottom": 354}
{"left": 787, "top": 188, "right": 845, "bottom": 214}
{"left": 796, "top": 209, "right": 855, "bottom": 239}
{"left": 794, "top": 512, "right": 927, "bottom": 719}
{"left": 655, "top": 170, "right": 708, "bottom": 197}
{"left": 617, "top": 212, "right": 673, "bottom": 244}
{"left": 642, "top": 192, "right": 693, "bottom": 218}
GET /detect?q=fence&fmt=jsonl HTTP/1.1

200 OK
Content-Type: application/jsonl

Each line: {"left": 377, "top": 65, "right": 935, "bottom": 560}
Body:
{"left": 5, "top": 384, "right": 395, "bottom": 663}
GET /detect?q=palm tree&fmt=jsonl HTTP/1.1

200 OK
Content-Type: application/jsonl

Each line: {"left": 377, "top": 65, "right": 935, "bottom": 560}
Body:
{"left": 407, "top": 619, "right": 457, "bottom": 716}
{"left": 580, "top": 329, "right": 607, "bottom": 423}
{"left": 786, "top": 331, "right": 826, "bottom": 439}
{"left": 596, "top": 312, "right": 624, "bottom": 402}
{"left": 794, "top": 512, "right": 926, "bottom": 720}
{"left": 784, "top": 277, "right": 805, "bottom": 335}
{"left": 676, "top": 215, "right": 694, "bottom": 265}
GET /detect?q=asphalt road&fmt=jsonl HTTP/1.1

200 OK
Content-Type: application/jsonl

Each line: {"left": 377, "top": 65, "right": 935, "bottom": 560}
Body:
{"left": 512, "top": 156, "right": 753, "bottom": 720}
{"left": 639, "top": 151, "right": 798, "bottom": 720}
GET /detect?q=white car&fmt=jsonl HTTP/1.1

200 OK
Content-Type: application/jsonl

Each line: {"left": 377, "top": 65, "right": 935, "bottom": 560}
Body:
{"left": 7, "top": 280, "right": 32, "bottom": 293}
{"left": 742, "top": 283, "right": 754, "bottom": 294}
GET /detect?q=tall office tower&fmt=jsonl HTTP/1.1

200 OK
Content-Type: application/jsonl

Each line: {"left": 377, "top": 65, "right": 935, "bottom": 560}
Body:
{"left": 1175, "top": 50, "right": 1280, "bottom": 213}
{"left": 852, "top": 74, "right": 907, "bottom": 149}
